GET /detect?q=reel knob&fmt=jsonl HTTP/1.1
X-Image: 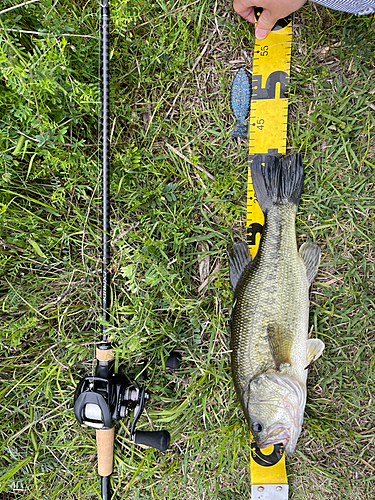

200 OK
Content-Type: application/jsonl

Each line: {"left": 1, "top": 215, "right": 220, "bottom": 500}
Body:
{"left": 151, "top": 351, "right": 181, "bottom": 370}
{"left": 133, "top": 430, "right": 170, "bottom": 452}
{"left": 165, "top": 351, "right": 181, "bottom": 370}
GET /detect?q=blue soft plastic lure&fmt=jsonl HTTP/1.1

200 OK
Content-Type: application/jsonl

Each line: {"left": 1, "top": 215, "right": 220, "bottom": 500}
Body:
{"left": 230, "top": 68, "right": 251, "bottom": 139}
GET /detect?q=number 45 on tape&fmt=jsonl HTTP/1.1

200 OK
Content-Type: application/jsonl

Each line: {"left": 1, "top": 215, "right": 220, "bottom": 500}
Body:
{"left": 231, "top": 13, "right": 292, "bottom": 260}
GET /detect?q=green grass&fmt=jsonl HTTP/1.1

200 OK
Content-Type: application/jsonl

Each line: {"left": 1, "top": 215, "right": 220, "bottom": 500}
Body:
{"left": 1, "top": 1, "right": 374, "bottom": 499}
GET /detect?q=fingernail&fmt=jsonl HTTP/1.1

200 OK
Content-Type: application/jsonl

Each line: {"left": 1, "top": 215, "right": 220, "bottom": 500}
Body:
{"left": 255, "top": 28, "right": 268, "bottom": 40}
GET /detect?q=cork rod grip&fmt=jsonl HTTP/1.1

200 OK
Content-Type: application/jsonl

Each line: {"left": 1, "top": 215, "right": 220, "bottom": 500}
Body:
{"left": 96, "top": 427, "right": 115, "bottom": 477}
{"left": 96, "top": 348, "right": 114, "bottom": 362}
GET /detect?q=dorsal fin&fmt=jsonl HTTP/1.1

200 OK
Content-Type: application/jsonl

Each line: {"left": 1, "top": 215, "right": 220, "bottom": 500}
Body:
{"left": 228, "top": 241, "right": 252, "bottom": 294}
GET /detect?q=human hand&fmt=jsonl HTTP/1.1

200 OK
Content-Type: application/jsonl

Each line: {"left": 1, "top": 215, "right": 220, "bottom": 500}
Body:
{"left": 233, "top": 0, "right": 307, "bottom": 40}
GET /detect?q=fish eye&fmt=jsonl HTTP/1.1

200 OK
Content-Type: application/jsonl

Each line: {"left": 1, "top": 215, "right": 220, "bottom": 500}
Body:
{"left": 252, "top": 422, "right": 263, "bottom": 433}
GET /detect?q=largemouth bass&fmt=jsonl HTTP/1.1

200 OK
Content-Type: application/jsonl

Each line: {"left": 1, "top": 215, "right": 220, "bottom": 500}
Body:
{"left": 229, "top": 153, "right": 324, "bottom": 454}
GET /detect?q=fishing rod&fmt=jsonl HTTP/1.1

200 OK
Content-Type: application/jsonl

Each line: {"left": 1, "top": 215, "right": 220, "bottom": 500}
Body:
{"left": 73, "top": 2, "right": 179, "bottom": 498}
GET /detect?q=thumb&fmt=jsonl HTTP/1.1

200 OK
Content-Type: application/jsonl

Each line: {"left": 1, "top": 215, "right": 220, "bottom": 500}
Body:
{"left": 255, "top": 10, "right": 277, "bottom": 40}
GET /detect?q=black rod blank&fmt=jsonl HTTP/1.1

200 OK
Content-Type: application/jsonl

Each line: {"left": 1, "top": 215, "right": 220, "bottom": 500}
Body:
{"left": 101, "top": 0, "right": 110, "bottom": 341}
{"left": 101, "top": 475, "right": 112, "bottom": 500}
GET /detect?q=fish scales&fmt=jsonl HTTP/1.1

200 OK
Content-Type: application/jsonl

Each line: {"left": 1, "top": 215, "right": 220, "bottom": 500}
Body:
{"left": 231, "top": 204, "right": 309, "bottom": 385}
{"left": 229, "top": 153, "right": 324, "bottom": 454}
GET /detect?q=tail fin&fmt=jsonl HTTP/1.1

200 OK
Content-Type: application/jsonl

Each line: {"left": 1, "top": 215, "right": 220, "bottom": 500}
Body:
{"left": 250, "top": 154, "right": 304, "bottom": 215}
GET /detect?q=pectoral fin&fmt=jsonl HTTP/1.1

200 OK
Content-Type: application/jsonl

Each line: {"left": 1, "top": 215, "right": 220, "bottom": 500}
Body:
{"left": 299, "top": 242, "right": 321, "bottom": 284}
{"left": 228, "top": 242, "right": 252, "bottom": 295}
{"left": 267, "top": 323, "right": 292, "bottom": 370}
{"left": 306, "top": 338, "right": 325, "bottom": 365}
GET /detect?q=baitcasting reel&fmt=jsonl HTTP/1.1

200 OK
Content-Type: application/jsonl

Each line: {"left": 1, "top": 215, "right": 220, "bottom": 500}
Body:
{"left": 74, "top": 343, "right": 180, "bottom": 452}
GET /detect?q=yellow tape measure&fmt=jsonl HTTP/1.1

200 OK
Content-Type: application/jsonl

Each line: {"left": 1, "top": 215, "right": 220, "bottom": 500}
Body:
{"left": 247, "top": 16, "right": 292, "bottom": 260}
{"left": 247, "top": 15, "right": 292, "bottom": 500}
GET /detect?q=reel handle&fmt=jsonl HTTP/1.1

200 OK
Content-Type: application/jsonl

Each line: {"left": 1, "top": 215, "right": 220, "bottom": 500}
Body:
{"left": 151, "top": 351, "right": 181, "bottom": 370}
{"left": 96, "top": 427, "right": 115, "bottom": 477}
{"left": 165, "top": 351, "right": 180, "bottom": 370}
{"left": 134, "top": 430, "right": 170, "bottom": 451}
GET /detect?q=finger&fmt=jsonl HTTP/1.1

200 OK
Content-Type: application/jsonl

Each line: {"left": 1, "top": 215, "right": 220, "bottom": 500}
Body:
{"left": 239, "top": 7, "right": 255, "bottom": 23}
{"left": 233, "top": 1, "right": 255, "bottom": 23}
{"left": 255, "top": 9, "right": 278, "bottom": 40}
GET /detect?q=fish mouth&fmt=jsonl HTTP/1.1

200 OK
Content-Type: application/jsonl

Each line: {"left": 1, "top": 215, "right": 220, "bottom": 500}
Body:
{"left": 258, "top": 425, "right": 291, "bottom": 449}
